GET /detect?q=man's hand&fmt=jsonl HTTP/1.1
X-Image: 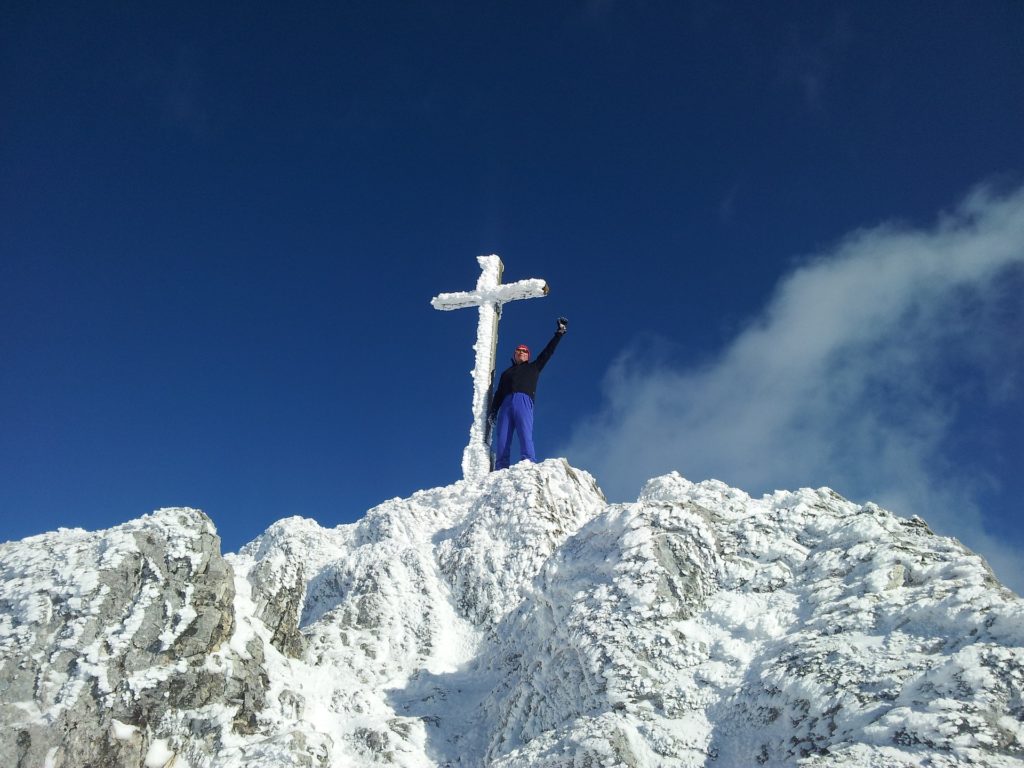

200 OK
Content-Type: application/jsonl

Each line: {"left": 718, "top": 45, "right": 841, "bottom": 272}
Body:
{"left": 556, "top": 317, "right": 568, "bottom": 335}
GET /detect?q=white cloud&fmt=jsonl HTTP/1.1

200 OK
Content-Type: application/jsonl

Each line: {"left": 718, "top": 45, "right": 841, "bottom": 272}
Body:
{"left": 561, "top": 184, "right": 1024, "bottom": 592}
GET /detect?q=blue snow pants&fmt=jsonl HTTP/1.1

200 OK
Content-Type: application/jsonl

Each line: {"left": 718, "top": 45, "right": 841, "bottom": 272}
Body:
{"left": 493, "top": 392, "right": 536, "bottom": 470}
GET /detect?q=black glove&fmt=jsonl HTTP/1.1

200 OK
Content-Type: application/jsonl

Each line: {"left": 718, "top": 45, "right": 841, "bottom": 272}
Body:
{"left": 556, "top": 316, "right": 568, "bottom": 335}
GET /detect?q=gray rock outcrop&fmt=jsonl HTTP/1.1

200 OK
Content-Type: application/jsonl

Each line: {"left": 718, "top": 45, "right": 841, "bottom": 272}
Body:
{"left": 0, "top": 508, "right": 267, "bottom": 768}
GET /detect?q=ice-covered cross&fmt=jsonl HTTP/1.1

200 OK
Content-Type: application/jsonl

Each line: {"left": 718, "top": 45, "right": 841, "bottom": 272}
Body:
{"left": 431, "top": 254, "right": 548, "bottom": 481}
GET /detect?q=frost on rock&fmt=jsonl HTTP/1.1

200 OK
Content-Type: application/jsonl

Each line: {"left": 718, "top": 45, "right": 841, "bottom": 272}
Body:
{"left": 2, "top": 462, "right": 1023, "bottom": 767}
{"left": 0, "top": 508, "right": 265, "bottom": 768}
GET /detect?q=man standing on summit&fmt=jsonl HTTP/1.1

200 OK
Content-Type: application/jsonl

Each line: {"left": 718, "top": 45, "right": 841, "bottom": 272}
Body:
{"left": 488, "top": 317, "right": 568, "bottom": 470}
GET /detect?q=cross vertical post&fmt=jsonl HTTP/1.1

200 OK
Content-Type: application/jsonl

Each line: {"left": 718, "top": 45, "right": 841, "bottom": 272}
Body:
{"left": 431, "top": 255, "right": 548, "bottom": 481}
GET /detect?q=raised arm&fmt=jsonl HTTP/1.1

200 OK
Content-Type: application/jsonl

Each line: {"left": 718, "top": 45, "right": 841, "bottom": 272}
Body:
{"left": 535, "top": 317, "right": 568, "bottom": 371}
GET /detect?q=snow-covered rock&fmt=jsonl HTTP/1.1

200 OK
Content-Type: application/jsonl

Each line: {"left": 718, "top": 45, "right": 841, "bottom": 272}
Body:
{"left": 0, "top": 507, "right": 268, "bottom": 768}
{"left": 1, "top": 460, "right": 1022, "bottom": 767}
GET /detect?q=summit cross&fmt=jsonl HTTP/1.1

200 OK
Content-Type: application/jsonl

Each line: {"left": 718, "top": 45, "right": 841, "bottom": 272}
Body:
{"left": 431, "top": 254, "right": 548, "bottom": 481}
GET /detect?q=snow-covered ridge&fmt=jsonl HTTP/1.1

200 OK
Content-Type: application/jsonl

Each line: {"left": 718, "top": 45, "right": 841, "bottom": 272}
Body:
{"left": 1, "top": 461, "right": 1022, "bottom": 767}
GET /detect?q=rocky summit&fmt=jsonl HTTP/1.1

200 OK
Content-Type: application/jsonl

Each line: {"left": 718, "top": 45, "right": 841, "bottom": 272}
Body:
{"left": 1, "top": 459, "right": 1022, "bottom": 767}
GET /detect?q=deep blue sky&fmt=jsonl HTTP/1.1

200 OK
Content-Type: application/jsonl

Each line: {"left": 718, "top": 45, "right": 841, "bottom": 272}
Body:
{"left": 2, "top": 3, "right": 1023, "bottom": 586}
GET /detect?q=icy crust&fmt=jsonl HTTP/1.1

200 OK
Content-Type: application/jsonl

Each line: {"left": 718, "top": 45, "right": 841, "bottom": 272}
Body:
{"left": 0, "top": 508, "right": 259, "bottom": 768}
{"left": 242, "top": 463, "right": 1021, "bottom": 767}
{"left": 224, "top": 459, "right": 609, "bottom": 767}
{"left": 437, "top": 461, "right": 607, "bottom": 628}
{"left": 393, "top": 472, "right": 1024, "bottom": 767}
{"left": 463, "top": 294, "right": 499, "bottom": 482}
{"left": 2, "top": 464, "right": 1023, "bottom": 767}
{"left": 471, "top": 499, "right": 724, "bottom": 766}
{"left": 626, "top": 473, "right": 1024, "bottom": 767}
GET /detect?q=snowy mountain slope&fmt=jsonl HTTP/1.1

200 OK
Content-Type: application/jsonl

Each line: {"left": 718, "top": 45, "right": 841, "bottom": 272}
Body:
{"left": 1, "top": 460, "right": 1022, "bottom": 767}
{"left": 229, "top": 459, "right": 607, "bottom": 767}
{"left": 468, "top": 473, "right": 1024, "bottom": 767}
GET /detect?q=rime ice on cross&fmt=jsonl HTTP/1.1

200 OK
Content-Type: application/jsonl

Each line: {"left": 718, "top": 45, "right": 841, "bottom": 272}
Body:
{"left": 432, "top": 254, "right": 548, "bottom": 481}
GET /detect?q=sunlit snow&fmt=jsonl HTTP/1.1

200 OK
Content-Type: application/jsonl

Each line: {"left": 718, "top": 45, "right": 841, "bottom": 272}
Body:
{"left": 1, "top": 462, "right": 1022, "bottom": 766}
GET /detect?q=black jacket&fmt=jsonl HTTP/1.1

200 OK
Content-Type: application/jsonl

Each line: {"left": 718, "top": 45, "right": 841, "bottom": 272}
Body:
{"left": 489, "top": 332, "right": 563, "bottom": 417}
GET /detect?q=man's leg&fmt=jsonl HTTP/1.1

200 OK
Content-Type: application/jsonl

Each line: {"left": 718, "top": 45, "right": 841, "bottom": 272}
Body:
{"left": 511, "top": 393, "right": 536, "bottom": 463}
{"left": 493, "top": 401, "right": 515, "bottom": 470}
